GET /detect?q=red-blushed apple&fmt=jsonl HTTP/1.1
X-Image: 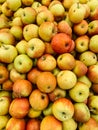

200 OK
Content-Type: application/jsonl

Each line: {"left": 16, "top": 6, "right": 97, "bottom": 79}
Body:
{"left": 14, "top": 54, "right": 33, "bottom": 73}
{"left": 57, "top": 20, "right": 72, "bottom": 37}
{"left": 43, "top": 102, "right": 53, "bottom": 116}
{"left": 0, "top": 96, "right": 11, "bottom": 116}
{"left": 32, "top": 5, "right": 47, "bottom": 13}
{"left": 40, "top": 115, "right": 62, "bottom": 130}
{"left": 36, "top": 9, "right": 54, "bottom": 26}
{"left": 9, "top": 98, "right": 30, "bottom": 118}
{"left": 27, "top": 107, "right": 42, "bottom": 118}
{"left": 10, "top": 68, "right": 26, "bottom": 82}
{"left": 69, "top": 81, "right": 90, "bottom": 102}
{"left": 79, "top": 51, "right": 97, "bottom": 66}
{"left": 73, "top": 20, "right": 88, "bottom": 36}
{"left": 23, "top": 24, "right": 39, "bottom": 41}
{"left": 37, "top": 54, "right": 57, "bottom": 71}
{"left": 73, "top": 102, "right": 90, "bottom": 123}
{"left": 36, "top": 71, "right": 56, "bottom": 93}
{"left": 88, "top": 95, "right": 98, "bottom": 114}
{"left": 72, "top": 60, "right": 88, "bottom": 77}
{"left": 21, "top": 7, "right": 37, "bottom": 25}
{"left": 26, "top": 38, "right": 45, "bottom": 58}
{"left": 0, "top": 44, "right": 18, "bottom": 63}
{"left": 38, "top": 21, "right": 58, "bottom": 42}
{"left": 21, "top": 0, "right": 34, "bottom": 6}
{"left": 29, "top": 89, "right": 49, "bottom": 111}
{"left": 26, "top": 118, "right": 41, "bottom": 130}
{"left": 44, "top": 42, "right": 55, "bottom": 55}
{"left": 2, "top": 79, "right": 13, "bottom": 91}
{"left": 78, "top": 117, "right": 98, "bottom": 130}
{"left": 51, "top": 33, "right": 74, "bottom": 54}
{"left": 57, "top": 53, "right": 76, "bottom": 70}
{"left": 12, "top": 79, "right": 33, "bottom": 98}
{"left": 52, "top": 97, "right": 74, "bottom": 121}
{"left": 48, "top": 87, "right": 66, "bottom": 102}
{"left": 62, "top": 118, "right": 77, "bottom": 130}
{"left": 41, "top": 0, "right": 51, "bottom": 6}
{"left": 0, "top": 115, "right": 10, "bottom": 130}
{"left": 57, "top": 70, "right": 77, "bottom": 90}
{"left": 89, "top": 7, "right": 98, "bottom": 20}
{"left": 87, "top": 64, "right": 98, "bottom": 84}
{"left": 6, "top": 0, "right": 22, "bottom": 11}
{"left": 91, "top": 83, "right": 98, "bottom": 94}
{"left": 68, "top": 2, "right": 86, "bottom": 23}
{"left": 6, "top": 117, "right": 26, "bottom": 130}
{"left": 87, "top": 20, "right": 98, "bottom": 36}
{"left": 89, "top": 34, "right": 98, "bottom": 53}
{"left": 75, "top": 35, "right": 89, "bottom": 53}
{"left": 0, "top": 65, "right": 9, "bottom": 84}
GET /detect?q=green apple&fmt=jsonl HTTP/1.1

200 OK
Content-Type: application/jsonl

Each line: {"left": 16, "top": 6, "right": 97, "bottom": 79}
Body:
{"left": 73, "top": 102, "right": 90, "bottom": 122}
{"left": 57, "top": 70, "right": 77, "bottom": 90}
{"left": 69, "top": 81, "right": 90, "bottom": 102}
{"left": 14, "top": 54, "right": 33, "bottom": 73}
{"left": 0, "top": 90, "right": 11, "bottom": 98}
{"left": 43, "top": 102, "right": 53, "bottom": 116}
{"left": 0, "top": 44, "right": 18, "bottom": 63}
{"left": 62, "top": 118, "right": 77, "bottom": 130}
{"left": 23, "top": 24, "right": 39, "bottom": 41}
{"left": 87, "top": 0, "right": 98, "bottom": 11}
{"left": 52, "top": 97, "right": 74, "bottom": 121}
{"left": 0, "top": 115, "right": 10, "bottom": 130}
{"left": 6, "top": 0, "right": 22, "bottom": 11}
{"left": 52, "top": 67, "right": 60, "bottom": 76}
{"left": 79, "top": 51, "right": 97, "bottom": 66}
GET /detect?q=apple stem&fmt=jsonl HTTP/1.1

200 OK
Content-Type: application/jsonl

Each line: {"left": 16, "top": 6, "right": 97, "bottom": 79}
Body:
{"left": 77, "top": 2, "right": 80, "bottom": 9}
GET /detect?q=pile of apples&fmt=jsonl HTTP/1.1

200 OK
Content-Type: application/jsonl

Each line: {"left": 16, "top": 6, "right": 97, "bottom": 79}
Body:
{"left": 1, "top": 0, "right": 98, "bottom": 129}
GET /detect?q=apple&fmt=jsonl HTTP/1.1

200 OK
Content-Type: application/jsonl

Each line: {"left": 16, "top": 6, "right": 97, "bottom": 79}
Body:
{"left": 75, "top": 35, "right": 89, "bottom": 53}
{"left": 89, "top": 7, "right": 98, "bottom": 20}
{"left": 14, "top": 54, "right": 33, "bottom": 73}
{"left": 27, "top": 107, "right": 42, "bottom": 118}
{"left": 23, "top": 24, "right": 39, "bottom": 41}
{"left": 51, "top": 33, "right": 74, "bottom": 54}
{"left": 62, "top": 0, "right": 73, "bottom": 9}
{"left": 87, "top": 64, "right": 98, "bottom": 84}
{"left": 91, "top": 83, "right": 98, "bottom": 94}
{"left": 87, "top": 20, "right": 98, "bottom": 36}
{"left": 38, "top": 21, "right": 58, "bottom": 42}
{"left": 52, "top": 67, "right": 60, "bottom": 76}
{"left": 10, "top": 68, "right": 26, "bottom": 82}
{"left": 0, "top": 96, "right": 11, "bottom": 116}
{"left": 73, "top": 102, "right": 90, "bottom": 122}
{"left": 69, "top": 81, "right": 90, "bottom": 102}
{"left": 78, "top": 117, "right": 98, "bottom": 130}
{"left": 0, "top": 65, "right": 9, "bottom": 84}
{"left": 0, "top": 44, "right": 18, "bottom": 63}
{"left": 10, "top": 17, "right": 23, "bottom": 26}
{"left": 26, "top": 118, "right": 41, "bottom": 130}
{"left": 0, "top": 90, "right": 11, "bottom": 98}
{"left": 9, "top": 98, "right": 30, "bottom": 118}
{"left": 6, "top": 117, "right": 26, "bottom": 130}
{"left": 52, "top": 97, "right": 74, "bottom": 121}
{"left": 57, "top": 53, "right": 76, "bottom": 70}
{"left": 89, "top": 35, "right": 98, "bottom": 53}
{"left": 48, "top": 87, "right": 66, "bottom": 102}
{"left": 62, "top": 118, "right": 77, "bottom": 130}
{"left": 79, "top": 0, "right": 88, "bottom": 4}
{"left": 6, "top": 0, "right": 22, "bottom": 11}
{"left": 72, "top": 60, "right": 88, "bottom": 77}
{"left": 26, "top": 38, "right": 45, "bottom": 58}
{"left": 57, "top": 70, "right": 77, "bottom": 90}
{"left": 2, "top": 79, "right": 13, "bottom": 91}
{"left": 41, "top": 0, "right": 51, "bottom": 6}
{"left": 0, "top": 115, "right": 10, "bottom": 130}
{"left": 37, "top": 53, "right": 57, "bottom": 71}
{"left": 44, "top": 42, "right": 55, "bottom": 55}
{"left": 21, "top": 0, "right": 34, "bottom": 6}
{"left": 79, "top": 51, "right": 97, "bottom": 66}
{"left": 73, "top": 20, "right": 88, "bottom": 36}
{"left": 12, "top": 79, "right": 33, "bottom": 98}
{"left": 91, "top": 114, "right": 98, "bottom": 123}
{"left": 13, "top": 7, "right": 23, "bottom": 17}
{"left": 87, "top": 0, "right": 98, "bottom": 11}
{"left": 32, "top": 5, "right": 47, "bottom": 13}
{"left": 36, "top": 9, "right": 54, "bottom": 26}
{"left": 16, "top": 39, "right": 28, "bottom": 54}
{"left": 83, "top": 3, "right": 90, "bottom": 18}
{"left": 0, "top": 14, "right": 10, "bottom": 29}
{"left": 43, "top": 102, "right": 53, "bottom": 116}
{"left": 68, "top": 2, "right": 86, "bottom": 23}
{"left": 29, "top": 89, "right": 49, "bottom": 111}
{"left": 40, "top": 115, "right": 62, "bottom": 130}
{"left": 21, "top": 7, "right": 37, "bottom": 25}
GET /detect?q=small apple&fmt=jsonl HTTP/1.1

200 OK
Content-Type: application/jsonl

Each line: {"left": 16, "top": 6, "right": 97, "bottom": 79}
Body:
{"left": 0, "top": 90, "right": 11, "bottom": 98}
{"left": 89, "top": 7, "right": 98, "bottom": 20}
{"left": 26, "top": 38, "right": 45, "bottom": 58}
{"left": 62, "top": 0, "right": 73, "bottom": 9}
{"left": 41, "top": 0, "right": 51, "bottom": 6}
{"left": 44, "top": 42, "right": 55, "bottom": 55}
{"left": 14, "top": 54, "right": 33, "bottom": 73}
{"left": 91, "top": 83, "right": 98, "bottom": 94}
{"left": 0, "top": 44, "right": 18, "bottom": 63}
{"left": 10, "top": 17, "right": 23, "bottom": 26}
{"left": 69, "top": 81, "right": 90, "bottom": 102}
{"left": 6, "top": 117, "right": 26, "bottom": 130}
{"left": 57, "top": 70, "right": 77, "bottom": 90}
{"left": 21, "top": 0, "right": 34, "bottom": 6}
{"left": 29, "top": 89, "right": 49, "bottom": 111}
{"left": 73, "top": 102, "right": 90, "bottom": 122}
{"left": 52, "top": 97, "right": 74, "bottom": 121}
{"left": 9, "top": 98, "right": 30, "bottom": 118}
{"left": 0, "top": 115, "right": 10, "bottom": 130}
{"left": 2, "top": 79, "right": 13, "bottom": 91}
{"left": 43, "top": 102, "right": 53, "bottom": 116}
{"left": 23, "top": 24, "right": 39, "bottom": 41}
{"left": 52, "top": 67, "right": 60, "bottom": 76}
